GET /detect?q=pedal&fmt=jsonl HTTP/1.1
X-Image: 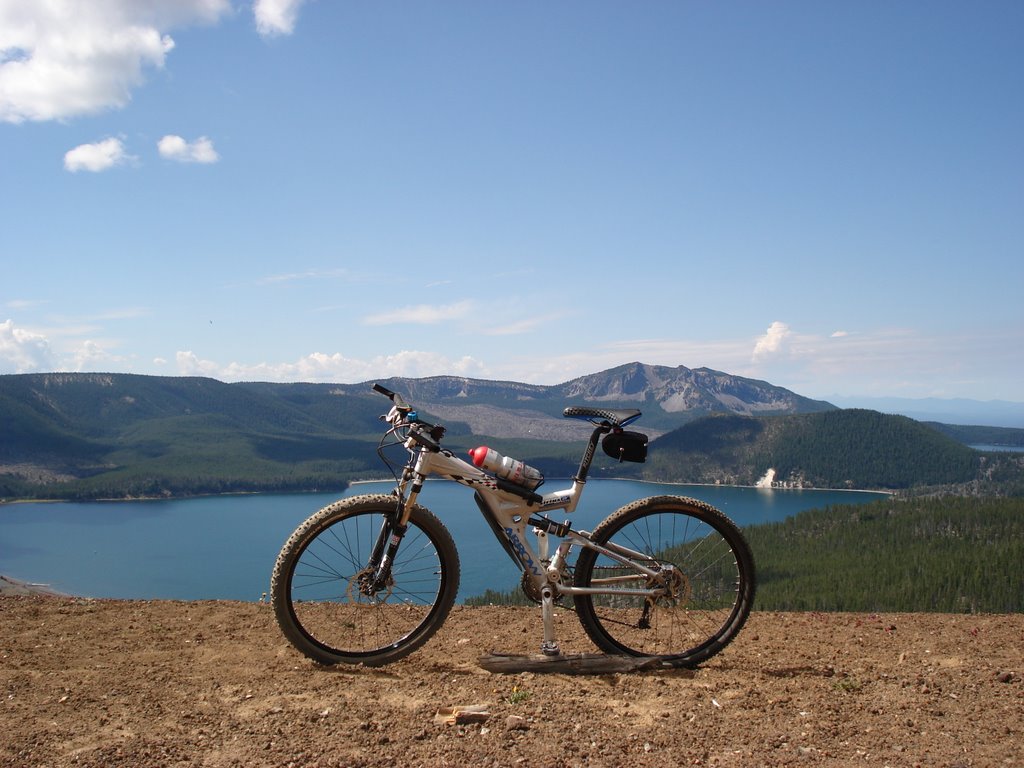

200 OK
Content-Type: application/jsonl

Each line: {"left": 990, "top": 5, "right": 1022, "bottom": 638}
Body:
{"left": 540, "top": 641, "right": 561, "bottom": 657}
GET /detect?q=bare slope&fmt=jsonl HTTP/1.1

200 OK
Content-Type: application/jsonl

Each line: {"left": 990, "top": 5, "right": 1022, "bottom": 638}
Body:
{"left": 2, "top": 596, "right": 1021, "bottom": 767}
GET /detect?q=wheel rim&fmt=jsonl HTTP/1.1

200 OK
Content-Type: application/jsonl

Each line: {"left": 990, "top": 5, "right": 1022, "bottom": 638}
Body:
{"left": 582, "top": 509, "right": 746, "bottom": 658}
{"left": 286, "top": 511, "right": 448, "bottom": 658}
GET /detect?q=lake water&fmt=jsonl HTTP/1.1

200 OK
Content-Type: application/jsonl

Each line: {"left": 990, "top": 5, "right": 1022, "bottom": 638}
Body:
{"left": 0, "top": 480, "right": 886, "bottom": 603}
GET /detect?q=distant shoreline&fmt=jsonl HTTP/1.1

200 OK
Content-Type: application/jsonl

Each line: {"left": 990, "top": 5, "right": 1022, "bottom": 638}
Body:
{"left": 353, "top": 475, "right": 892, "bottom": 495}
{"left": 0, "top": 574, "right": 67, "bottom": 597}
{"left": 2, "top": 476, "right": 893, "bottom": 506}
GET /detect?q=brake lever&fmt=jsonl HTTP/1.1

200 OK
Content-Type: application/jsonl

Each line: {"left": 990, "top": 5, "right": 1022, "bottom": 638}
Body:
{"left": 381, "top": 404, "right": 411, "bottom": 426}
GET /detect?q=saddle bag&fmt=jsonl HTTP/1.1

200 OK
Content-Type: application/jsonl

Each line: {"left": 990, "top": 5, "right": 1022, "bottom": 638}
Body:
{"left": 602, "top": 430, "right": 648, "bottom": 463}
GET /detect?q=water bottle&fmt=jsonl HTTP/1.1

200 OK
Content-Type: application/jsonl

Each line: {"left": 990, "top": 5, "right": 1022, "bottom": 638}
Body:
{"left": 468, "top": 446, "right": 544, "bottom": 490}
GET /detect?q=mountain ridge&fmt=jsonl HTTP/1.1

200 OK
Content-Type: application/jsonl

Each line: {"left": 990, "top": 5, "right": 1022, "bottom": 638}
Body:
{"left": 347, "top": 361, "right": 835, "bottom": 436}
{"left": 1, "top": 366, "right": 1021, "bottom": 500}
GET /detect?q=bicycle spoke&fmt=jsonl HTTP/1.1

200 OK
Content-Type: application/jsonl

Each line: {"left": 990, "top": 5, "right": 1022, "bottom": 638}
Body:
{"left": 273, "top": 498, "right": 458, "bottom": 664}
{"left": 574, "top": 497, "right": 754, "bottom": 664}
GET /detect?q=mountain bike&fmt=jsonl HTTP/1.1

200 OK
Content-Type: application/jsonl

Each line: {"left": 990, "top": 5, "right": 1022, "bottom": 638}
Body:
{"left": 271, "top": 384, "right": 756, "bottom": 668}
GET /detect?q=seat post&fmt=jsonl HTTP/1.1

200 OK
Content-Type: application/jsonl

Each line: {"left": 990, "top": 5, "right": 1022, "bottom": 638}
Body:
{"left": 574, "top": 424, "right": 609, "bottom": 483}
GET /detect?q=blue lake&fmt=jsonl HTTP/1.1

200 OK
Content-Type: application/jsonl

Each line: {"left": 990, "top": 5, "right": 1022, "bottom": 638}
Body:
{"left": 0, "top": 480, "right": 886, "bottom": 602}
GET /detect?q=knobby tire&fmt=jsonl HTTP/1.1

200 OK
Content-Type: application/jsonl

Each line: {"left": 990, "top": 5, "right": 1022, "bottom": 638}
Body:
{"left": 271, "top": 494, "right": 460, "bottom": 667}
{"left": 573, "top": 495, "right": 755, "bottom": 667}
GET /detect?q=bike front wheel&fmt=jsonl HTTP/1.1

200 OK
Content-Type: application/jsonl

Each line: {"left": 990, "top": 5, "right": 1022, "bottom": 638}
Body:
{"left": 573, "top": 495, "right": 755, "bottom": 666}
{"left": 271, "top": 494, "right": 460, "bottom": 666}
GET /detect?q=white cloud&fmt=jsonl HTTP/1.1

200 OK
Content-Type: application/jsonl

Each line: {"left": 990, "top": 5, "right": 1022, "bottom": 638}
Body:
{"left": 176, "top": 350, "right": 223, "bottom": 378}
{"left": 752, "top": 321, "right": 792, "bottom": 360}
{"left": 175, "top": 349, "right": 486, "bottom": 383}
{"left": 8, "top": 317, "right": 1020, "bottom": 400}
{"left": 254, "top": 0, "right": 308, "bottom": 38}
{"left": 71, "top": 339, "right": 126, "bottom": 371}
{"left": 363, "top": 301, "right": 475, "bottom": 326}
{"left": 583, "top": 325, "right": 1004, "bottom": 398}
{"left": 64, "top": 137, "right": 131, "bottom": 173}
{"left": 155, "top": 327, "right": 1017, "bottom": 398}
{"left": 158, "top": 134, "right": 219, "bottom": 163}
{"left": 0, "top": 1, "right": 231, "bottom": 123}
{"left": 254, "top": 268, "right": 350, "bottom": 286}
{"left": 0, "top": 319, "right": 55, "bottom": 373}
{"left": 4, "top": 298, "right": 48, "bottom": 310}
{"left": 480, "top": 311, "right": 571, "bottom": 336}
{"left": 0, "top": 309, "right": 146, "bottom": 374}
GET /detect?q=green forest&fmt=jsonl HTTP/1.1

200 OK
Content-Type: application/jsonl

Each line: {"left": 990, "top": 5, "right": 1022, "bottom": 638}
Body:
{"left": 746, "top": 495, "right": 1023, "bottom": 612}
{"left": 643, "top": 410, "right": 989, "bottom": 490}
{"left": 468, "top": 495, "right": 1024, "bottom": 613}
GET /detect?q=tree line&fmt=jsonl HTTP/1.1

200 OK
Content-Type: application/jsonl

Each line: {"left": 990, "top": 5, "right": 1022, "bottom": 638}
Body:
{"left": 467, "top": 495, "right": 1024, "bottom": 613}
{"left": 740, "top": 495, "right": 1022, "bottom": 612}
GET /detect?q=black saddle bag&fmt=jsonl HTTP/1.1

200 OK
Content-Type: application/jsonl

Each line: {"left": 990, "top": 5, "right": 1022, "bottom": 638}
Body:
{"left": 602, "top": 430, "right": 648, "bottom": 463}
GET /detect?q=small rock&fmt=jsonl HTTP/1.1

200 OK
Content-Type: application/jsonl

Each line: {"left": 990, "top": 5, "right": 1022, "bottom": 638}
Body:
{"left": 506, "top": 715, "right": 529, "bottom": 731}
{"left": 996, "top": 671, "right": 1015, "bottom": 684}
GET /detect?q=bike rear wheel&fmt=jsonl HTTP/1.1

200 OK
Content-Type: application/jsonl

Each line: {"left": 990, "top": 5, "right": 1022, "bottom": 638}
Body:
{"left": 573, "top": 495, "right": 755, "bottom": 667}
{"left": 271, "top": 494, "right": 459, "bottom": 666}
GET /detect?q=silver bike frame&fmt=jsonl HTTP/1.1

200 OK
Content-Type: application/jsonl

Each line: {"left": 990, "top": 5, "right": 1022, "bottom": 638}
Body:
{"left": 392, "top": 436, "right": 665, "bottom": 655}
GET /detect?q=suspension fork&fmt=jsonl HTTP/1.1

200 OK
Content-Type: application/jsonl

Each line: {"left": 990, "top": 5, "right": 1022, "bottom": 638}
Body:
{"left": 366, "top": 466, "right": 421, "bottom": 593}
{"left": 365, "top": 515, "right": 407, "bottom": 593}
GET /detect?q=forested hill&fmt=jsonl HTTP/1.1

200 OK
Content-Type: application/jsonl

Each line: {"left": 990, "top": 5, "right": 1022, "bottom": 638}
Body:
{"left": 1, "top": 372, "right": 1021, "bottom": 500}
{"left": 924, "top": 421, "right": 1024, "bottom": 448}
{"left": 643, "top": 409, "right": 1010, "bottom": 491}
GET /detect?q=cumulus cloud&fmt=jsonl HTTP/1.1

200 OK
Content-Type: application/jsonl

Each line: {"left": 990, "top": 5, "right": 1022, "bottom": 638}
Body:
{"left": 752, "top": 321, "right": 792, "bottom": 360}
{"left": 158, "top": 135, "right": 219, "bottom": 163}
{"left": 71, "top": 340, "right": 127, "bottom": 371}
{"left": 0, "top": 0, "right": 231, "bottom": 123}
{"left": 175, "top": 349, "right": 486, "bottom": 383}
{"left": 254, "top": 0, "right": 309, "bottom": 37}
{"left": 64, "top": 137, "right": 131, "bottom": 173}
{"left": 363, "top": 301, "right": 475, "bottom": 326}
{"left": 176, "top": 350, "right": 223, "bottom": 378}
{"left": 0, "top": 319, "right": 55, "bottom": 373}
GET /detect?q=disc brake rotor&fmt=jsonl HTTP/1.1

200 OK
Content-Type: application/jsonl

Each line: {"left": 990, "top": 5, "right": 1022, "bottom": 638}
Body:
{"left": 349, "top": 566, "right": 394, "bottom": 604}
{"left": 648, "top": 566, "right": 691, "bottom": 609}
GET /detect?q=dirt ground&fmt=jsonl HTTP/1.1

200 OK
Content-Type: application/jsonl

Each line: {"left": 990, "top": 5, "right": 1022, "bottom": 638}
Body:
{"left": 1, "top": 590, "right": 1021, "bottom": 767}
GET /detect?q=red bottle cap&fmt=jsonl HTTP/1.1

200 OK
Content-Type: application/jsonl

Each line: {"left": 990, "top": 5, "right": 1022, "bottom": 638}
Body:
{"left": 468, "top": 446, "right": 489, "bottom": 467}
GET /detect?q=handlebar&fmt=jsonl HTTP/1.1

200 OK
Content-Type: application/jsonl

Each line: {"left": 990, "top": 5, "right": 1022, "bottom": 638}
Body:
{"left": 373, "top": 383, "right": 409, "bottom": 409}
{"left": 373, "top": 383, "right": 445, "bottom": 451}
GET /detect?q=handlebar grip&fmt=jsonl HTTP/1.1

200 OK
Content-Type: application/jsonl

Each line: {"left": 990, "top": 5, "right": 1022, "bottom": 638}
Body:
{"left": 372, "top": 383, "right": 396, "bottom": 399}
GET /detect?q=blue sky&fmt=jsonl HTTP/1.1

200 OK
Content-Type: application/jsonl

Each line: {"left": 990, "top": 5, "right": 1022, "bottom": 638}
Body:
{"left": 2, "top": 1, "right": 1021, "bottom": 403}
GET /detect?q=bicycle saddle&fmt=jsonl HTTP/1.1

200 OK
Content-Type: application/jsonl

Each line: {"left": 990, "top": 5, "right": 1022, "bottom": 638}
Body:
{"left": 562, "top": 406, "right": 641, "bottom": 427}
